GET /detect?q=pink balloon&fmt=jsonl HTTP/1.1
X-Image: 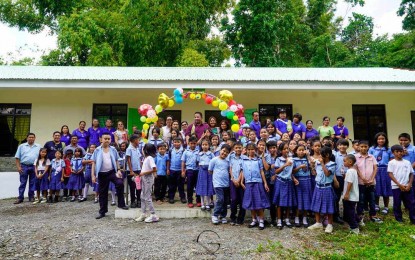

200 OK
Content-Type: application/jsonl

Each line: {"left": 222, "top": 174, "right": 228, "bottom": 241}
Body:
{"left": 239, "top": 117, "right": 246, "bottom": 125}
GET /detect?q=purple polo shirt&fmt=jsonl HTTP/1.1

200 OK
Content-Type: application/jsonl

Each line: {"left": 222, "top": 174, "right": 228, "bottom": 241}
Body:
{"left": 274, "top": 119, "right": 289, "bottom": 134}
{"left": 88, "top": 126, "right": 101, "bottom": 146}
{"left": 249, "top": 120, "right": 261, "bottom": 139}
{"left": 333, "top": 125, "right": 349, "bottom": 137}
{"left": 305, "top": 128, "right": 319, "bottom": 140}
{"left": 185, "top": 122, "right": 209, "bottom": 139}
{"left": 72, "top": 129, "right": 90, "bottom": 150}
{"left": 60, "top": 134, "right": 71, "bottom": 146}
{"left": 100, "top": 127, "right": 116, "bottom": 143}
{"left": 291, "top": 122, "right": 306, "bottom": 137}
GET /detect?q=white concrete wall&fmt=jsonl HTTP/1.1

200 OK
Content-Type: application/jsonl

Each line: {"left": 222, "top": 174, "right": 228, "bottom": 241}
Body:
{"left": 1, "top": 87, "right": 414, "bottom": 145}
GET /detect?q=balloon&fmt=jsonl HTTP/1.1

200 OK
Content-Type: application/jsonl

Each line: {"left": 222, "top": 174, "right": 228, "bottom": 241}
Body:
{"left": 143, "top": 138, "right": 148, "bottom": 143}
{"left": 212, "top": 100, "right": 219, "bottom": 107}
{"left": 173, "top": 88, "right": 181, "bottom": 96}
{"left": 147, "top": 109, "right": 156, "bottom": 118}
{"left": 142, "top": 132, "right": 146, "bottom": 138}
{"left": 195, "top": 94, "right": 201, "bottom": 99}
{"left": 219, "top": 90, "right": 233, "bottom": 102}
{"left": 219, "top": 102, "right": 228, "bottom": 111}
{"left": 239, "top": 117, "right": 246, "bottom": 125}
{"left": 152, "top": 116, "right": 158, "bottom": 123}
{"left": 175, "top": 96, "right": 183, "bottom": 104}
{"left": 228, "top": 100, "right": 237, "bottom": 106}
{"left": 233, "top": 115, "right": 239, "bottom": 121}
{"left": 220, "top": 110, "right": 227, "bottom": 117}
{"left": 143, "top": 123, "right": 149, "bottom": 130}
{"left": 140, "top": 116, "right": 147, "bottom": 123}
{"left": 168, "top": 100, "right": 174, "bottom": 107}
{"left": 231, "top": 124, "right": 240, "bottom": 132}
{"left": 189, "top": 93, "right": 196, "bottom": 99}
{"left": 155, "top": 105, "right": 163, "bottom": 113}
{"left": 138, "top": 104, "right": 153, "bottom": 116}
{"left": 238, "top": 129, "right": 243, "bottom": 136}
{"left": 226, "top": 111, "right": 235, "bottom": 119}
{"left": 229, "top": 105, "right": 237, "bottom": 112}
{"left": 158, "top": 93, "right": 170, "bottom": 108}
{"left": 205, "top": 96, "right": 213, "bottom": 104}
{"left": 202, "top": 93, "right": 207, "bottom": 99}
{"left": 146, "top": 118, "right": 152, "bottom": 124}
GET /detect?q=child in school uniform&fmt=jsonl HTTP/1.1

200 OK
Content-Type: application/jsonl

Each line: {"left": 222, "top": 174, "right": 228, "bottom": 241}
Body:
{"left": 155, "top": 143, "right": 170, "bottom": 204}
{"left": 210, "top": 135, "right": 221, "bottom": 156}
{"left": 209, "top": 144, "right": 231, "bottom": 224}
{"left": 349, "top": 140, "right": 360, "bottom": 155}
{"left": 309, "top": 140, "right": 322, "bottom": 194}
{"left": 342, "top": 154, "right": 360, "bottom": 234}
{"left": 355, "top": 140, "right": 383, "bottom": 224}
{"left": 333, "top": 139, "right": 349, "bottom": 224}
{"left": 308, "top": 146, "right": 337, "bottom": 233}
{"left": 196, "top": 139, "right": 215, "bottom": 211}
{"left": 241, "top": 143, "right": 270, "bottom": 230}
{"left": 293, "top": 144, "right": 313, "bottom": 227}
{"left": 62, "top": 150, "right": 73, "bottom": 201}
{"left": 148, "top": 127, "right": 164, "bottom": 147}
{"left": 33, "top": 148, "right": 51, "bottom": 204}
{"left": 126, "top": 134, "right": 143, "bottom": 208}
{"left": 229, "top": 141, "right": 246, "bottom": 225}
{"left": 272, "top": 142, "right": 298, "bottom": 229}
{"left": 80, "top": 144, "right": 96, "bottom": 202}
{"left": 398, "top": 133, "right": 415, "bottom": 196}
{"left": 388, "top": 145, "right": 415, "bottom": 224}
{"left": 68, "top": 148, "right": 85, "bottom": 202}
{"left": 263, "top": 141, "right": 278, "bottom": 226}
{"left": 168, "top": 137, "right": 186, "bottom": 204}
{"left": 369, "top": 133, "right": 392, "bottom": 214}
{"left": 49, "top": 150, "right": 65, "bottom": 203}
{"left": 182, "top": 136, "right": 201, "bottom": 208}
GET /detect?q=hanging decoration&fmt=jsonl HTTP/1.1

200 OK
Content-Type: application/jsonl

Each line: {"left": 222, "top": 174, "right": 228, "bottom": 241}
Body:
{"left": 137, "top": 89, "right": 245, "bottom": 142}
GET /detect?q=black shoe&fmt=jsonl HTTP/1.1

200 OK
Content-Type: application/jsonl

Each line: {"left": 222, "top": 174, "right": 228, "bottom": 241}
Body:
{"left": 248, "top": 221, "right": 258, "bottom": 228}
{"left": 70, "top": 197, "right": 76, "bottom": 202}
{"left": 96, "top": 214, "right": 106, "bottom": 219}
{"left": 119, "top": 206, "right": 129, "bottom": 210}
{"left": 13, "top": 199, "right": 23, "bottom": 204}
{"left": 294, "top": 222, "right": 301, "bottom": 228}
{"left": 277, "top": 223, "right": 283, "bottom": 230}
{"left": 180, "top": 198, "right": 187, "bottom": 204}
{"left": 285, "top": 222, "right": 293, "bottom": 228}
{"left": 334, "top": 217, "right": 345, "bottom": 225}
{"left": 29, "top": 198, "right": 35, "bottom": 203}
{"left": 79, "top": 197, "right": 87, "bottom": 202}
{"left": 169, "top": 199, "right": 175, "bottom": 204}
{"left": 137, "top": 201, "right": 141, "bottom": 208}
{"left": 130, "top": 202, "right": 137, "bottom": 208}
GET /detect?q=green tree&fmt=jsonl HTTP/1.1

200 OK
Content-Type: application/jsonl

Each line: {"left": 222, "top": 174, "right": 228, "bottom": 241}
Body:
{"left": 398, "top": 0, "right": 415, "bottom": 31}
{"left": 341, "top": 12, "right": 374, "bottom": 50}
{"left": 309, "top": 33, "right": 352, "bottom": 67}
{"left": 176, "top": 48, "right": 209, "bottom": 67}
{"left": 384, "top": 31, "right": 415, "bottom": 69}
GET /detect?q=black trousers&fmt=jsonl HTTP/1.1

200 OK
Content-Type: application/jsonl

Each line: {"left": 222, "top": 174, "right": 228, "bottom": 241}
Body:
{"left": 154, "top": 175, "right": 167, "bottom": 201}
{"left": 127, "top": 171, "right": 141, "bottom": 204}
{"left": 98, "top": 170, "right": 125, "bottom": 215}
{"left": 333, "top": 175, "right": 344, "bottom": 218}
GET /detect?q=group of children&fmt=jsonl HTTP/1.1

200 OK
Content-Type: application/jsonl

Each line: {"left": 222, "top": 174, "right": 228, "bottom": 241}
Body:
{"left": 30, "top": 122, "right": 415, "bottom": 233}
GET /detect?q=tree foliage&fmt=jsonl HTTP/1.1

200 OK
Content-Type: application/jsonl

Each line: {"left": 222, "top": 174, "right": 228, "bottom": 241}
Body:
{"left": 398, "top": 0, "right": 415, "bottom": 31}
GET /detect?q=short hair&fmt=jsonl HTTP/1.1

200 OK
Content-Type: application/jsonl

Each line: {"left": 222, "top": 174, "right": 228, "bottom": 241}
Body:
{"left": 345, "top": 154, "right": 356, "bottom": 164}
{"left": 322, "top": 116, "right": 330, "bottom": 121}
{"left": 305, "top": 120, "right": 313, "bottom": 125}
{"left": 152, "top": 127, "right": 161, "bottom": 135}
{"left": 188, "top": 136, "right": 198, "bottom": 143}
{"left": 53, "top": 131, "right": 60, "bottom": 136}
{"left": 130, "top": 134, "right": 139, "bottom": 142}
{"left": 337, "top": 116, "right": 345, "bottom": 122}
{"left": 252, "top": 111, "right": 259, "bottom": 116}
{"left": 233, "top": 141, "right": 243, "bottom": 147}
{"left": 134, "top": 129, "right": 142, "bottom": 135}
{"left": 65, "top": 149, "right": 73, "bottom": 154}
{"left": 293, "top": 113, "right": 302, "bottom": 121}
{"left": 101, "top": 133, "right": 110, "bottom": 138}
{"left": 358, "top": 140, "right": 369, "bottom": 146}
{"left": 391, "top": 145, "right": 404, "bottom": 152}
{"left": 221, "top": 144, "right": 232, "bottom": 153}
{"left": 157, "top": 143, "right": 167, "bottom": 149}
{"left": 79, "top": 120, "right": 86, "bottom": 125}
{"left": 266, "top": 140, "right": 278, "bottom": 149}
{"left": 194, "top": 112, "right": 203, "bottom": 118}
{"left": 322, "top": 136, "right": 333, "bottom": 142}
{"left": 71, "top": 135, "right": 78, "bottom": 139}
{"left": 352, "top": 140, "right": 359, "bottom": 145}
{"left": 173, "top": 137, "right": 182, "bottom": 142}
{"left": 246, "top": 143, "right": 257, "bottom": 150}
{"left": 27, "top": 133, "right": 35, "bottom": 137}
{"left": 398, "top": 133, "right": 411, "bottom": 140}
{"left": 229, "top": 138, "right": 237, "bottom": 143}
{"left": 336, "top": 138, "right": 349, "bottom": 147}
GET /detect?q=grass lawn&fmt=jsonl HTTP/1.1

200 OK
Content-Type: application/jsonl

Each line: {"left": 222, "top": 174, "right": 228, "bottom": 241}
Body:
{"left": 251, "top": 212, "right": 415, "bottom": 259}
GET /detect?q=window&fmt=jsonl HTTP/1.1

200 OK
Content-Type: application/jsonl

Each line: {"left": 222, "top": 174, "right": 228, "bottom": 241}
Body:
{"left": 0, "top": 104, "right": 32, "bottom": 156}
{"left": 93, "top": 104, "right": 128, "bottom": 127}
{"left": 352, "top": 105, "right": 387, "bottom": 145}
{"left": 259, "top": 104, "right": 293, "bottom": 126}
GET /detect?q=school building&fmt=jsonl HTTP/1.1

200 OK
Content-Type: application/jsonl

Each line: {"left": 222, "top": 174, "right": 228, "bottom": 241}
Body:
{"left": 0, "top": 66, "right": 414, "bottom": 156}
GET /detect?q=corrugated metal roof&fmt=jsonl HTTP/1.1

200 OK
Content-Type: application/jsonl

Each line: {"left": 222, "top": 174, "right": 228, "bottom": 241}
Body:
{"left": 0, "top": 66, "right": 414, "bottom": 83}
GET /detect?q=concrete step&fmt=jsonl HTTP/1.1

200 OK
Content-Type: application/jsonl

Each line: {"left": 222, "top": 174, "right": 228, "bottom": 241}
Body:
{"left": 115, "top": 207, "right": 211, "bottom": 219}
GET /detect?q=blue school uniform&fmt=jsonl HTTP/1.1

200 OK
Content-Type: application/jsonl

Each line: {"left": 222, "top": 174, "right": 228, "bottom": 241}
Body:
{"left": 126, "top": 144, "right": 142, "bottom": 172}
{"left": 208, "top": 156, "right": 230, "bottom": 188}
{"left": 229, "top": 153, "right": 243, "bottom": 180}
{"left": 311, "top": 161, "right": 337, "bottom": 214}
{"left": 293, "top": 157, "right": 312, "bottom": 211}
{"left": 196, "top": 151, "right": 215, "bottom": 196}
{"left": 155, "top": 153, "right": 169, "bottom": 176}
{"left": 181, "top": 148, "right": 198, "bottom": 170}
{"left": 334, "top": 151, "right": 348, "bottom": 177}
{"left": 83, "top": 153, "right": 93, "bottom": 184}
{"left": 241, "top": 156, "right": 270, "bottom": 210}
{"left": 49, "top": 159, "right": 65, "bottom": 190}
{"left": 402, "top": 144, "right": 415, "bottom": 164}
{"left": 67, "top": 158, "right": 85, "bottom": 190}
{"left": 272, "top": 157, "right": 297, "bottom": 207}
{"left": 148, "top": 138, "right": 164, "bottom": 148}
{"left": 169, "top": 147, "right": 184, "bottom": 171}
{"left": 369, "top": 146, "right": 392, "bottom": 197}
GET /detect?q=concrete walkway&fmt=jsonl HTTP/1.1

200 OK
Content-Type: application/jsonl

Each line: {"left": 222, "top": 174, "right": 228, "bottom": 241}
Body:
{"left": 0, "top": 172, "right": 20, "bottom": 199}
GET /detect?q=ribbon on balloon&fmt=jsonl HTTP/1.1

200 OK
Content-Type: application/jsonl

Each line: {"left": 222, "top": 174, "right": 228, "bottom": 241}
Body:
{"left": 138, "top": 88, "right": 246, "bottom": 141}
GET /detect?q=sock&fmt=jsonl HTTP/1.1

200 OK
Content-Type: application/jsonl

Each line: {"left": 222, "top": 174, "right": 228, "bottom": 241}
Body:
{"left": 285, "top": 218, "right": 290, "bottom": 224}
{"left": 277, "top": 219, "right": 282, "bottom": 224}
{"left": 206, "top": 196, "right": 211, "bottom": 206}
{"left": 83, "top": 184, "right": 89, "bottom": 198}
{"left": 295, "top": 217, "right": 300, "bottom": 224}
{"left": 303, "top": 217, "right": 308, "bottom": 224}
{"left": 252, "top": 218, "right": 258, "bottom": 223}
{"left": 111, "top": 191, "right": 116, "bottom": 202}
{"left": 201, "top": 197, "right": 206, "bottom": 207}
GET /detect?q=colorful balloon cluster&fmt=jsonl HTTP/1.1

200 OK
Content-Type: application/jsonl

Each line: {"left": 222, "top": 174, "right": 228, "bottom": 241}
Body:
{"left": 138, "top": 88, "right": 245, "bottom": 140}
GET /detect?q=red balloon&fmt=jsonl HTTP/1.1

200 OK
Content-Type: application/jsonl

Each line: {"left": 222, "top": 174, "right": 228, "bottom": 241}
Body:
{"left": 228, "top": 100, "right": 236, "bottom": 106}
{"left": 138, "top": 104, "right": 153, "bottom": 116}
{"left": 205, "top": 96, "right": 213, "bottom": 104}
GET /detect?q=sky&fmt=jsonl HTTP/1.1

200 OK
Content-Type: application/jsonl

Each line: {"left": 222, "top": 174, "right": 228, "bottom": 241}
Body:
{"left": 0, "top": 0, "right": 405, "bottom": 63}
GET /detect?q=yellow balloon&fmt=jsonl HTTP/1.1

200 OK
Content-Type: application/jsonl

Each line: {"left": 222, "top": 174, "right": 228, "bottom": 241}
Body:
{"left": 195, "top": 94, "right": 201, "bottom": 99}
{"left": 231, "top": 124, "right": 240, "bottom": 133}
{"left": 143, "top": 123, "right": 149, "bottom": 130}
{"left": 143, "top": 138, "right": 148, "bottom": 143}
{"left": 146, "top": 118, "right": 152, "bottom": 124}
{"left": 233, "top": 115, "right": 238, "bottom": 121}
{"left": 168, "top": 99, "right": 174, "bottom": 107}
{"left": 152, "top": 116, "right": 158, "bottom": 123}
{"left": 190, "top": 93, "right": 196, "bottom": 99}
{"left": 219, "top": 102, "right": 228, "bottom": 111}
{"left": 140, "top": 116, "right": 147, "bottom": 123}
{"left": 219, "top": 90, "right": 233, "bottom": 102}
{"left": 158, "top": 93, "right": 170, "bottom": 108}
{"left": 155, "top": 105, "right": 163, "bottom": 113}
{"left": 212, "top": 100, "right": 219, "bottom": 107}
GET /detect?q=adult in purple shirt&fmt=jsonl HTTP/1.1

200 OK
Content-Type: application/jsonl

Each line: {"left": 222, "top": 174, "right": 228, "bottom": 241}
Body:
{"left": 274, "top": 109, "right": 292, "bottom": 136}
{"left": 44, "top": 131, "right": 66, "bottom": 160}
{"left": 185, "top": 112, "right": 209, "bottom": 143}
{"left": 291, "top": 113, "right": 306, "bottom": 139}
{"left": 72, "top": 121, "right": 90, "bottom": 150}
{"left": 100, "top": 119, "right": 116, "bottom": 144}
{"left": 88, "top": 118, "right": 101, "bottom": 146}
{"left": 60, "top": 125, "right": 71, "bottom": 146}
{"left": 249, "top": 111, "right": 261, "bottom": 139}
{"left": 333, "top": 116, "right": 349, "bottom": 141}
{"left": 304, "top": 120, "right": 319, "bottom": 140}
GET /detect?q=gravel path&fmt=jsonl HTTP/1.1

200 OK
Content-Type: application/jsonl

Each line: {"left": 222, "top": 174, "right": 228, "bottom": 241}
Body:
{"left": 0, "top": 197, "right": 325, "bottom": 259}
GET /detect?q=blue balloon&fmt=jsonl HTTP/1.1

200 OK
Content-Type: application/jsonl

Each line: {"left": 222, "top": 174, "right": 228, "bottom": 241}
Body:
{"left": 173, "top": 89, "right": 181, "bottom": 96}
{"left": 175, "top": 96, "right": 183, "bottom": 104}
{"left": 221, "top": 110, "right": 228, "bottom": 117}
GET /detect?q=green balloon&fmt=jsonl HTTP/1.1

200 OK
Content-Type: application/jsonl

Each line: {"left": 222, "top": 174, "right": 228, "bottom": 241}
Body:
{"left": 226, "top": 111, "right": 235, "bottom": 119}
